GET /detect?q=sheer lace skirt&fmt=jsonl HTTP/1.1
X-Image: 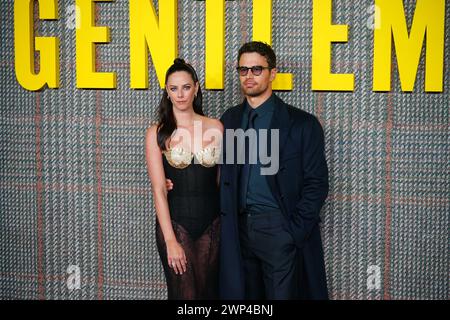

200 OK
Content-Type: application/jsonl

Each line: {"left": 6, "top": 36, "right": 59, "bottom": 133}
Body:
{"left": 156, "top": 216, "right": 220, "bottom": 300}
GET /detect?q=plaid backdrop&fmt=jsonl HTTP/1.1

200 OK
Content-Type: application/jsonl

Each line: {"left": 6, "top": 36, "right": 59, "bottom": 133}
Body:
{"left": 0, "top": 0, "right": 448, "bottom": 300}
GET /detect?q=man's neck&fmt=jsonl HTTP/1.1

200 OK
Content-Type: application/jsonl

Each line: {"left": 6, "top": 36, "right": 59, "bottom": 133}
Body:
{"left": 245, "top": 90, "right": 273, "bottom": 109}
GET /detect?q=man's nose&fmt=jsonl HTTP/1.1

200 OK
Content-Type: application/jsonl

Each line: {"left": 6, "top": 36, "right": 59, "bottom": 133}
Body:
{"left": 246, "top": 71, "right": 255, "bottom": 79}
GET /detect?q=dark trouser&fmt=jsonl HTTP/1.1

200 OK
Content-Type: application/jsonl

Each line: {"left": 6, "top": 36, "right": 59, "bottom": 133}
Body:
{"left": 238, "top": 211, "right": 299, "bottom": 300}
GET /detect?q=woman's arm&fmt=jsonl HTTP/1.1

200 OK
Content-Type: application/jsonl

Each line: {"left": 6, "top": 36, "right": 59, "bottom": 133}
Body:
{"left": 145, "top": 125, "right": 187, "bottom": 274}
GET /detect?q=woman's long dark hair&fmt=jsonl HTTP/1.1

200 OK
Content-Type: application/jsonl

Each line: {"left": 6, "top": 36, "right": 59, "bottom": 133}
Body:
{"left": 157, "top": 58, "right": 204, "bottom": 151}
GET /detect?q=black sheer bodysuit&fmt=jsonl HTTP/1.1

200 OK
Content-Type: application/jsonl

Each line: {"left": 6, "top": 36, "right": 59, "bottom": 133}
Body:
{"left": 156, "top": 146, "right": 220, "bottom": 300}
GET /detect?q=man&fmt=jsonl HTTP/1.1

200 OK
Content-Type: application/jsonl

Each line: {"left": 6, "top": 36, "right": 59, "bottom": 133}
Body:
{"left": 219, "top": 41, "right": 329, "bottom": 299}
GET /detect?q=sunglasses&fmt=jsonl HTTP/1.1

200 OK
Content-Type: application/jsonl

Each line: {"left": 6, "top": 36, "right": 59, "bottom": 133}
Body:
{"left": 236, "top": 65, "right": 271, "bottom": 76}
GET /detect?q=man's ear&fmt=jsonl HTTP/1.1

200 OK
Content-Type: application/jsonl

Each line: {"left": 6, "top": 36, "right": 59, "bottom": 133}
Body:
{"left": 270, "top": 68, "right": 277, "bottom": 82}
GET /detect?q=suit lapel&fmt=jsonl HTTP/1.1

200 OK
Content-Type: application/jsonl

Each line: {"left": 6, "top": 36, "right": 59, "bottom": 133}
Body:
{"left": 229, "top": 101, "right": 246, "bottom": 130}
{"left": 268, "top": 95, "right": 292, "bottom": 160}
{"left": 265, "top": 95, "right": 293, "bottom": 215}
{"left": 229, "top": 101, "right": 246, "bottom": 188}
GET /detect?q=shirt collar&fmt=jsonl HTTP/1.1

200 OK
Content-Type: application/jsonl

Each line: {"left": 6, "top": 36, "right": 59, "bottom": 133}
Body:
{"left": 244, "top": 94, "right": 275, "bottom": 117}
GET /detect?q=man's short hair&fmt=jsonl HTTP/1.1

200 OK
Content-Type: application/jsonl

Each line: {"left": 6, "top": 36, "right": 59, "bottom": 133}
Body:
{"left": 237, "top": 41, "right": 276, "bottom": 69}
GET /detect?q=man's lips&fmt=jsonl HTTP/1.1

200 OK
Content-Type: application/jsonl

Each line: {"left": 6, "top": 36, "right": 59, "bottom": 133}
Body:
{"left": 244, "top": 81, "right": 256, "bottom": 87}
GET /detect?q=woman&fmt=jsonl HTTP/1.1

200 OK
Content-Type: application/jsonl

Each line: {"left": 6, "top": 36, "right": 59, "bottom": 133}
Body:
{"left": 145, "top": 58, "right": 223, "bottom": 299}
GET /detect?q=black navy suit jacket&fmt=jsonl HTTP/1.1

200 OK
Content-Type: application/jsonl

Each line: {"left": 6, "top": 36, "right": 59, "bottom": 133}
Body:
{"left": 219, "top": 94, "right": 329, "bottom": 299}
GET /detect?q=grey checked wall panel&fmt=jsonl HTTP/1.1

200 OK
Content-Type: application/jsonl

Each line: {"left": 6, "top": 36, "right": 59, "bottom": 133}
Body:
{"left": 1, "top": 0, "right": 448, "bottom": 299}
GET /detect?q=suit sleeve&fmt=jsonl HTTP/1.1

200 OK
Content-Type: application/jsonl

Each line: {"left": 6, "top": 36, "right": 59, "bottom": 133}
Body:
{"left": 290, "top": 116, "right": 329, "bottom": 248}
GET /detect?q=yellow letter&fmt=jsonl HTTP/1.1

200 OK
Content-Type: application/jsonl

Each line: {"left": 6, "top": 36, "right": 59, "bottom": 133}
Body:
{"left": 373, "top": 0, "right": 445, "bottom": 92}
{"left": 14, "top": 0, "right": 59, "bottom": 91}
{"left": 205, "top": 0, "right": 225, "bottom": 89}
{"left": 130, "top": 0, "right": 177, "bottom": 89}
{"left": 312, "top": 0, "right": 354, "bottom": 91}
{"left": 253, "top": 0, "right": 293, "bottom": 90}
{"left": 76, "top": 0, "right": 116, "bottom": 89}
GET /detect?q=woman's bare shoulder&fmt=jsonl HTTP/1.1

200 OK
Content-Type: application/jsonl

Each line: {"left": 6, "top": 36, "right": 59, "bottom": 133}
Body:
{"left": 202, "top": 116, "right": 223, "bottom": 132}
{"left": 146, "top": 124, "right": 158, "bottom": 135}
{"left": 145, "top": 124, "right": 159, "bottom": 145}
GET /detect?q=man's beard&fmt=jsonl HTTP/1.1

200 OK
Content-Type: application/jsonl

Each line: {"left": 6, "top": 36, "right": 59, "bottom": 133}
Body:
{"left": 241, "top": 83, "right": 269, "bottom": 97}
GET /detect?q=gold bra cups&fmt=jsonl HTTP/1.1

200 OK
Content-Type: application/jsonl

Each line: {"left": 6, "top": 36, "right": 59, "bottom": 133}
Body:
{"left": 195, "top": 146, "right": 221, "bottom": 168}
{"left": 163, "top": 147, "right": 193, "bottom": 169}
{"left": 163, "top": 146, "right": 221, "bottom": 169}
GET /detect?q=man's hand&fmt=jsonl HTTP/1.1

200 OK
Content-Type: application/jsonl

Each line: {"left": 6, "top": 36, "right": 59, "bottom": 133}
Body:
{"left": 166, "top": 179, "right": 173, "bottom": 191}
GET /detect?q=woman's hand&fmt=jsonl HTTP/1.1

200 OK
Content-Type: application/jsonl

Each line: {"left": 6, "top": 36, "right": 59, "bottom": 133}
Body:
{"left": 166, "top": 179, "right": 173, "bottom": 191}
{"left": 165, "top": 239, "right": 187, "bottom": 275}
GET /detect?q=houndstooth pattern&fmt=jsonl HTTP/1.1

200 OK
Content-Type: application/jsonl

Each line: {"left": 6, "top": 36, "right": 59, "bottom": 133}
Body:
{"left": 0, "top": 0, "right": 448, "bottom": 300}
